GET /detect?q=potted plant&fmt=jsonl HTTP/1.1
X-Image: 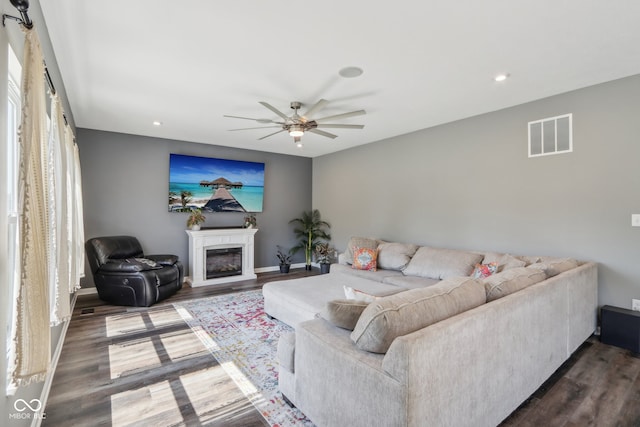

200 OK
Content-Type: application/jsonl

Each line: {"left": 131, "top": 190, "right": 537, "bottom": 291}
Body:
{"left": 244, "top": 213, "right": 257, "bottom": 229}
{"left": 315, "top": 242, "right": 335, "bottom": 274}
{"left": 186, "top": 208, "right": 206, "bottom": 230}
{"left": 289, "top": 209, "right": 331, "bottom": 270}
{"left": 276, "top": 245, "right": 292, "bottom": 273}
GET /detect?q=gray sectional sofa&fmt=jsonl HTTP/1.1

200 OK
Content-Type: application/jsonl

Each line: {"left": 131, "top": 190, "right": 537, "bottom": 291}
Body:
{"left": 262, "top": 238, "right": 598, "bottom": 427}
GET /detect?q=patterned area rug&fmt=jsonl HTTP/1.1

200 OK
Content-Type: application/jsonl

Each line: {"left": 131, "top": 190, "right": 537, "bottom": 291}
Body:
{"left": 173, "top": 290, "right": 314, "bottom": 427}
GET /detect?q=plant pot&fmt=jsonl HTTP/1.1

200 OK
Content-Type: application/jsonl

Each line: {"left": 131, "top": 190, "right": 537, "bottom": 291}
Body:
{"left": 305, "top": 264, "right": 312, "bottom": 271}
{"left": 279, "top": 264, "right": 291, "bottom": 274}
{"left": 320, "top": 263, "right": 331, "bottom": 274}
{"left": 190, "top": 224, "right": 201, "bottom": 231}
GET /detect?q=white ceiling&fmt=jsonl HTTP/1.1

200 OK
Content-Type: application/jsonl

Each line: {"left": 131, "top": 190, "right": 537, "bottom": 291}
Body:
{"left": 39, "top": 0, "right": 640, "bottom": 158}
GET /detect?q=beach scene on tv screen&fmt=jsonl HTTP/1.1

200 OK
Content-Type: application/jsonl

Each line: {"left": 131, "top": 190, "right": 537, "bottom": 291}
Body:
{"left": 169, "top": 154, "right": 265, "bottom": 213}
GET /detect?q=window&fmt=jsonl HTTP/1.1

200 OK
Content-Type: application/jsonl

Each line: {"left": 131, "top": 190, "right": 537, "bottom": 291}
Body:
{"left": 528, "top": 113, "right": 572, "bottom": 157}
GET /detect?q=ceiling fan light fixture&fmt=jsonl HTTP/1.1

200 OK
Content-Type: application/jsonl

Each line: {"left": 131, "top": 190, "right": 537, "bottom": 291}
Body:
{"left": 289, "top": 125, "right": 304, "bottom": 137}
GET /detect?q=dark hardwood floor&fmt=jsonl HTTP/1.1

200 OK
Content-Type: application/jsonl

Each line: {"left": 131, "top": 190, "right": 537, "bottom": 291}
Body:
{"left": 44, "top": 270, "right": 640, "bottom": 426}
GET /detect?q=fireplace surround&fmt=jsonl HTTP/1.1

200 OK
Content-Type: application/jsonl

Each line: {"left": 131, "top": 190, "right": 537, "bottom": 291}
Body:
{"left": 185, "top": 228, "right": 258, "bottom": 286}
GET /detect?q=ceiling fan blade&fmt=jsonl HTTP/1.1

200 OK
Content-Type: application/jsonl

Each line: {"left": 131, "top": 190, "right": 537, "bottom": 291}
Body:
{"left": 259, "top": 102, "right": 290, "bottom": 120}
{"left": 258, "top": 129, "right": 286, "bottom": 140}
{"left": 303, "top": 99, "right": 329, "bottom": 119}
{"left": 314, "top": 109, "right": 366, "bottom": 123}
{"left": 228, "top": 126, "right": 282, "bottom": 131}
{"left": 223, "top": 115, "right": 275, "bottom": 124}
{"left": 308, "top": 129, "right": 338, "bottom": 139}
{"left": 316, "top": 124, "right": 364, "bottom": 129}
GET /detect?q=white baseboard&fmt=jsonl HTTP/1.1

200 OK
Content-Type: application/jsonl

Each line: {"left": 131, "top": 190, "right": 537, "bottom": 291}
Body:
{"left": 254, "top": 263, "right": 310, "bottom": 273}
{"left": 76, "top": 287, "right": 97, "bottom": 296}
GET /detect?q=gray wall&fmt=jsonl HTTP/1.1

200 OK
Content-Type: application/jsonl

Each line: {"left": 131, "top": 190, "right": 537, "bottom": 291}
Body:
{"left": 78, "top": 129, "right": 312, "bottom": 287}
{"left": 313, "top": 74, "right": 640, "bottom": 310}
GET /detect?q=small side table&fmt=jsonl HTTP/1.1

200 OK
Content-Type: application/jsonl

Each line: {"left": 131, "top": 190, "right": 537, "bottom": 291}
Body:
{"left": 600, "top": 305, "right": 640, "bottom": 353}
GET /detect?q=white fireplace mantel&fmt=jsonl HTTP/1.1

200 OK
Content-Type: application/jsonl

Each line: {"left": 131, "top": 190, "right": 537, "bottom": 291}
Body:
{"left": 185, "top": 227, "right": 258, "bottom": 287}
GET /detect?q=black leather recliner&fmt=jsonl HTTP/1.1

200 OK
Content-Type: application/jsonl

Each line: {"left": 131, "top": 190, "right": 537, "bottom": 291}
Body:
{"left": 85, "top": 236, "right": 184, "bottom": 307}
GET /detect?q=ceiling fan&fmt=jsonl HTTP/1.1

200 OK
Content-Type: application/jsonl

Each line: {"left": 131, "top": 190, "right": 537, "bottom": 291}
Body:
{"left": 224, "top": 99, "right": 366, "bottom": 146}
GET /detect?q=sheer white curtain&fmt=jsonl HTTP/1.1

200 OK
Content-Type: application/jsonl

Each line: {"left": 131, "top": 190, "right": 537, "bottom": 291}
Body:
{"left": 48, "top": 93, "right": 83, "bottom": 325}
{"left": 48, "top": 94, "right": 70, "bottom": 325}
{"left": 10, "top": 28, "right": 51, "bottom": 387}
{"left": 71, "top": 137, "right": 85, "bottom": 288}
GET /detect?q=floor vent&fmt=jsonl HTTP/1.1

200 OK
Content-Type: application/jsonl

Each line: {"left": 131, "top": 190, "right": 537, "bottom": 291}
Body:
{"left": 80, "top": 308, "right": 95, "bottom": 315}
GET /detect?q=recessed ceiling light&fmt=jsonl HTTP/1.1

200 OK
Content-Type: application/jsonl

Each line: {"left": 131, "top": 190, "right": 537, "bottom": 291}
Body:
{"left": 494, "top": 73, "right": 510, "bottom": 82}
{"left": 339, "top": 66, "right": 364, "bottom": 78}
{"left": 152, "top": 120, "right": 163, "bottom": 126}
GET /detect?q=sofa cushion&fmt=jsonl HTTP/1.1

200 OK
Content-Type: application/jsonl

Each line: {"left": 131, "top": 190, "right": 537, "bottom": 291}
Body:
{"left": 381, "top": 275, "right": 441, "bottom": 289}
{"left": 331, "top": 263, "right": 405, "bottom": 283}
{"left": 482, "top": 266, "right": 547, "bottom": 302}
{"left": 528, "top": 257, "right": 579, "bottom": 277}
{"left": 351, "top": 276, "right": 486, "bottom": 353}
{"left": 344, "top": 237, "right": 380, "bottom": 265}
{"left": 352, "top": 247, "right": 378, "bottom": 271}
{"left": 403, "top": 246, "right": 484, "bottom": 279}
{"left": 321, "top": 299, "right": 370, "bottom": 330}
{"left": 376, "top": 242, "right": 419, "bottom": 271}
{"left": 481, "top": 252, "right": 527, "bottom": 272}
{"left": 514, "top": 255, "right": 542, "bottom": 266}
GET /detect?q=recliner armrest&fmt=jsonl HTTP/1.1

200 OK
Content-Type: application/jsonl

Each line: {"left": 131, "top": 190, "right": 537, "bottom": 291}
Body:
{"left": 100, "top": 258, "right": 163, "bottom": 273}
{"left": 146, "top": 254, "right": 179, "bottom": 266}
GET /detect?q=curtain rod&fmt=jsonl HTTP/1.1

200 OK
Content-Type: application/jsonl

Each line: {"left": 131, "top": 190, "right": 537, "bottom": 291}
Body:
{"left": 3, "top": 0, "right": 69, "bottom": 125}
{"left": 2, "top": 0, "right": 33, "bottom": 29}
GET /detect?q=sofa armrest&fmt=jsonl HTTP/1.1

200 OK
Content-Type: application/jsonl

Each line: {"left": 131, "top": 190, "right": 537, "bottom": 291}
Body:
{"left": 277, "top": 332, "right": 296, "bottom": 373}
{"left": 146, "top": 254, "right": 179, "bottom": 266}
{"left": 292, "top": 319, "right": 404, "bottom": 426}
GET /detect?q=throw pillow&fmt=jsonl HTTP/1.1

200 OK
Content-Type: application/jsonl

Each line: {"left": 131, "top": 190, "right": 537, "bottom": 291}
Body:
{"left": 351, "top": 277, "right": 486, "bottom": 353}
{"left": 472, "top": 262, "right": 499, "bottom": 279}
{"left": 481, "top": 252, "right": 527, "bottom": 272}
{"left": 482, "top": 267, "right": 547, "bottom": 302}
{"left": 402, "top": 246, "right": 484, "bottom": 279}
{"left": 344, "top": 237, "right": 379, "bottom": 265}
{"left": 528, "top": 258, "right": 579, "bottom": 277}
{"left": 352, "top": 247, "right": 377, "bottom": 271}
{"left": 321, "top": 299, "right": 370, "bottom": 330}
{"left": 343, "top": 285, "right": 378, "bottom": 303}
{"left": 376, "top": 242, "right": 419, "bottom": 271}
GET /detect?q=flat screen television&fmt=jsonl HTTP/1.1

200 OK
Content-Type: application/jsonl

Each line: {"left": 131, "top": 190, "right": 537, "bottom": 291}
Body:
{"left": 169, "top": 153, "right": 265, "bottom": 213}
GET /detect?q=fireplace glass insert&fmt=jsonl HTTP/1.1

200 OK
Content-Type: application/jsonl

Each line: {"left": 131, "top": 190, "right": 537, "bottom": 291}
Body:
{"left": 206, "top": 246, "right": 242, "bottom": 279}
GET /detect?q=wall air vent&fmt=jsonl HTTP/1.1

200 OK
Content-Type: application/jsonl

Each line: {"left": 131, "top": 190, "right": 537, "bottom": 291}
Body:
{"left": 528, "top": 113, "right": 572, "bottom": 157}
